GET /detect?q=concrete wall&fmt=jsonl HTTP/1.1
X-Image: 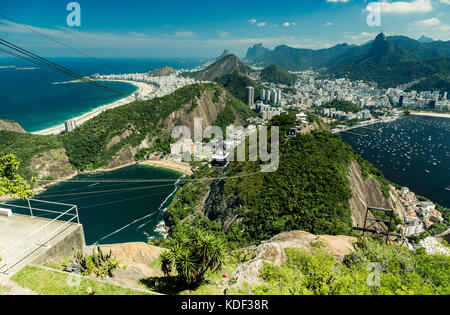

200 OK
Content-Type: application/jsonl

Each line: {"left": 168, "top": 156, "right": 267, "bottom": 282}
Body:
{"left": 32, "top": 225, "right": 86, "bottom": 266}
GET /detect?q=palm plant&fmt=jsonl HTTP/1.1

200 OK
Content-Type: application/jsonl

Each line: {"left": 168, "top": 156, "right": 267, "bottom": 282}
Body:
{"left": 159, "top": 228, "right": 226, "bottom": 287}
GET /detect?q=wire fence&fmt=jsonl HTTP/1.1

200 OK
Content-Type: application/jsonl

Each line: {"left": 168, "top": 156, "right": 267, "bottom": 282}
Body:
{"left": 0, "top": 199, "right": 79, "bottom": 275}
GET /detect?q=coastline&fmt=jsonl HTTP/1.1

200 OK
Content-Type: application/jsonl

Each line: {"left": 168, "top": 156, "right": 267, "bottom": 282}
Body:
{"left": 141, "top": 159, "right": 194, "bottom": 176}
{"left": 32, "top": 80, "right": 156, "bottom": 136}
{"left": 409, "top": 111, "right": 450, "bottom": 119}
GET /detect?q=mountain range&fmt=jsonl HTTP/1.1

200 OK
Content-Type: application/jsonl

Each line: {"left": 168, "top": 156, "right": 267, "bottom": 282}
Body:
{"left": 245, "top": 33, "right": 450, "bottom": 90}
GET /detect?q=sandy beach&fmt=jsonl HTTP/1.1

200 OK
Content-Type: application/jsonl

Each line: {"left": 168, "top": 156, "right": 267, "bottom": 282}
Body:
{"left": 32, "top": 80, "right": 156, "bottom": 136}
{"left": 141, "top": 159, "right": 193, "bottom": 175}
{"left": 410, "top": 111, "right": 450, "bottom": 119}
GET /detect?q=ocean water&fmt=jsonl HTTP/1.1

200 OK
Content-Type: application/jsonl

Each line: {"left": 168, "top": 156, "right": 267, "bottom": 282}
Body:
{"left": 10, "top": 164, "right": 182, "bottom": 245}
{"left": 340, "top": 116, "right": 450, "bottom": 208}
{"left": 0, "top": 57, "right": 203, "bottom": 132}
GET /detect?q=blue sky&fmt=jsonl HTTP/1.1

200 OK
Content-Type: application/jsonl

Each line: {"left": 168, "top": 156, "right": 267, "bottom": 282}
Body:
{"left": 0, "top": 0, "right": 449, "bottom": 58}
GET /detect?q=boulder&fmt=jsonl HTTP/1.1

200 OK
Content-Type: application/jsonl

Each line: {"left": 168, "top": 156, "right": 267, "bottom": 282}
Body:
{"left": 229, "top": 231, "right": 357, "bottom": 289}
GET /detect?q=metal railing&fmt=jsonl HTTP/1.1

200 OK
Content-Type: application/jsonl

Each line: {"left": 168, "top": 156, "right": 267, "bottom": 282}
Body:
{"left": 0, "top": 199, "right": 80, "bottom": 275}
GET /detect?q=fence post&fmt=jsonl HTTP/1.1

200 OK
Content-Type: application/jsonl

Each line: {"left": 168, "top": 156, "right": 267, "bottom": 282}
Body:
{"left": 27, "top": 199, "right": 34, "bottom": 219}
{"left": 75, "top": 206, "right": 81, "bottom": 225}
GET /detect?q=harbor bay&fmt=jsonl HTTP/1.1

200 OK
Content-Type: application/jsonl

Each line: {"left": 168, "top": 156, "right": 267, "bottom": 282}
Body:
{"left": 340, "top": 115, "right": 450, "bottom": 208}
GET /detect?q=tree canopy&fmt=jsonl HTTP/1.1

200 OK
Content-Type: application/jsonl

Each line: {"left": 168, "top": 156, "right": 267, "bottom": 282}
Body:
{"left": 0, "top": 154, "right": 34, "bottom": 200}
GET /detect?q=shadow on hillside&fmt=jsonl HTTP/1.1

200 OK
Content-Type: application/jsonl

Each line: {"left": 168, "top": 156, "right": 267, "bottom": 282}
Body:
{"left": 139, "top": 276, "right": 193, "bottom": 295}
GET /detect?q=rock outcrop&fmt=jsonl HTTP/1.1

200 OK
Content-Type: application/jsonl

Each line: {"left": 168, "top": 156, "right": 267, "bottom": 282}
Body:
{"left": 229, "top": 231, "right": 356, "bottom": 288}
{"left": 0, "top": 119, "right": 25, "bottom": 133}
{"left": 348, "top": 160, "right": 406, "bottom": 228}
{"left": 148, "top": 66, "right": 177, "bottom": 77}
{"left": 30, "top": 148, "right": 77, "bottom": 181}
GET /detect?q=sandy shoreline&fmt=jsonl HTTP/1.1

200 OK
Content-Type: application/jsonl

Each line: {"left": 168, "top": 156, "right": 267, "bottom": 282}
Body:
{"left": 32, "top": 80, "right": 156, "bottom": 136}
{"left": 410, "top": 111, "right": 450, "bottom": 119}
{"left": 141, "top": 159, "right": 193, "bottom": 175}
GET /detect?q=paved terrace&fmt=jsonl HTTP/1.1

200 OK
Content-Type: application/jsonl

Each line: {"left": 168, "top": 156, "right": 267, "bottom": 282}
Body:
{"left": 0, "top": 213, "right": 84, "bottom": 275}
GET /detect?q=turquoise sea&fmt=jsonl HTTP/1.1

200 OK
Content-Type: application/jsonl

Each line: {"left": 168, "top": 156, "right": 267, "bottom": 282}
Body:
{"left": 10, "top": 164, "right": 182, "bottom": 245}
{"left": 0, "top": 57, "right": 203, "bottom": 244}
{"left": 0, "top": 57, "right": 203, "bottom": 132}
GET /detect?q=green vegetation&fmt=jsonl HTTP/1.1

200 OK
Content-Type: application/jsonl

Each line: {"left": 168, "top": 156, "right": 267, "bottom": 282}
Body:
{"left": 0, "top": 154, "right": 34, "bottom": 200}
{"left": 328, "top": 34, "right": 450, "bottom": 89}
{"left": 323, "top": 100, "right": 361, "bottom": 114}
{"left": 61, "top": 84, "right": 212, "bottom": 170}
{"left": 165, "top": 113, "right": 404, "bottom": 248}
{"left": 160, "top": 228, "right": 226, "bottom": 287}
{"left": 71, "top": 245, "right": 121, "bottom": 279}
{"left": 165, "top": 172, "right": 210, "bottom": 226}
{"left": 226, "top": 96, "right": 257, "bottom": 121}
{"left": 216, "top": 71, "right": 263, "bottom": 103}
{"left": 167, "top": 119, "right": 360, "bottom": 247}
{"left": 0, "top": 131, "right": 64, "bottom": 179}
{"left": 185, "top": 54, "right": 250, "bottom": 82}
{"left": 141, "top": 249, "right": 238, "bottom": 295}
{"left": 12, "top": 266, "right": 151, "bottom": 295}
{"left": 260, "top": 65, "right": 297, "bottom": 86}
{"left": 408, "top": 74, "right": 450, "bottom": 95}
{"left": 237, "top": 237, "right": 449, "bottom": 295}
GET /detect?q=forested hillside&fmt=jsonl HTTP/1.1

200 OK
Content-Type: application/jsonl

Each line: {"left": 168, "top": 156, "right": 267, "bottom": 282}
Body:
{"left": 165, "top": 114, "right": 384, "bottom": 247}
{"left": 260, "top": 65, "right": 297, "bottom": 86}
{"left": 1, "top": 83, "right": 254, "bottom": 179}
{"left": 216, "top": 71, "right": 263, "bottom": 104}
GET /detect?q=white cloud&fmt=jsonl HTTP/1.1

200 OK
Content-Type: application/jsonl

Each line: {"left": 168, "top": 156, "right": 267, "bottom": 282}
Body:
{"left": 411, "top": 17, "right": 441, "bottom": 26}
{"left": 326, "top": 0, "right": 349, "bottom": 3}
{"left": 248, "top": 19, "right": 257, "bottom": 24}
{"left": 344, "top": 32, "right": 379, "bottom": 43}
{"left": 407, "top": 16, "right": 450, "bottom": 41}
{"left": 173, "top": 31, "right": 196, "bottom": 38}
{"left": 324, "top": 22, "right": 333, "bottom": 26}
{"left": 439, "top": 0, "right": 450, "bottom": 4}
{"left": 283, "top": 22, "right": 291, "bottom": 27}
{"left": 257, "top": 22, "right": 267, "bottom": 27}
{"left": 376, "top": 0, "right": 433, "bottom": 14}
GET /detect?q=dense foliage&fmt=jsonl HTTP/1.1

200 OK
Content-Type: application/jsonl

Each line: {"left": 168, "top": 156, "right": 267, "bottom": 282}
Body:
{"left": 185, "top": 54, "right": 250, "bottom": 82}
{"left": 408, "top": 74, "right": 450, "bottom": 95}
{"left": 216, "top": 71, "right": 263, "bottom": 104}
{"left": 329, "top": 34, "right": 450, "bottom": 89}
{"left": 0, "top": 154, "right": 34, "bottom": 200}
{"left": 61, "top": 84, "right": 213, "bottom": 170}
{"left": 260, "top": 65, "right": 297, "bottom": 86}
{"left": 167, "top": 123, "right": 359, "bottom": 247}
{"left": 243, "top": 237, "right": 449, "bottom": 295}
{"left": 0, "top": 131, "right": 64, "bottom": 179}
{"left": 160, "top": 228, "right": 226, "bottom": 287}
{"left": 71, "top": 245, "right": 121, "bottom": 279}
{"left": 323, "top": 100, "right": 362, "bottom": 114}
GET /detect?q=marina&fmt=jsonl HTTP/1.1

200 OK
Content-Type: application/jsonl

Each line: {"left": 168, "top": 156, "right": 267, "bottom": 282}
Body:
{"left": 340, "top": 115, "right": 450, "bottom": 208}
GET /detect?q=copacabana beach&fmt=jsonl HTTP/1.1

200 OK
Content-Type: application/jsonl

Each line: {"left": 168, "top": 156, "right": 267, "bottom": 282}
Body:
{"left": 33, "top": 80, "right": 156, "bottom": 135}
{"left": 0, "top": 57, "right": 203, "bottom": 133}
